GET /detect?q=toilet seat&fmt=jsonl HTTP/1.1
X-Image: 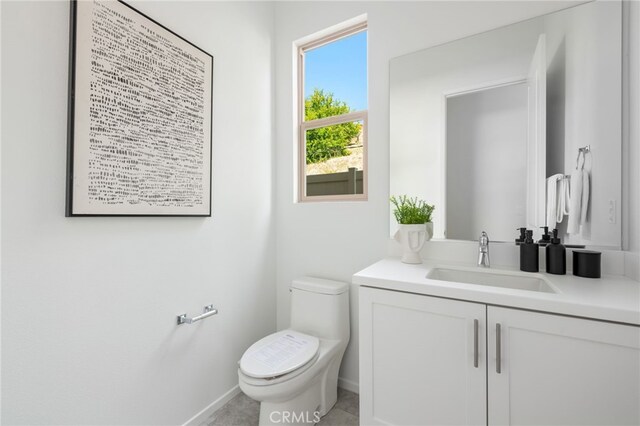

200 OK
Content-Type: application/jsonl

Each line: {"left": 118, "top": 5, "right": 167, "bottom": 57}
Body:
{"left": 240, "top": 330, "right": 320, "bottom": 379}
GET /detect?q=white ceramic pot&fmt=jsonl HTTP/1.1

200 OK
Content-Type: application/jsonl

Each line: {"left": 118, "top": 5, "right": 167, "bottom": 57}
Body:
{"left": 394, "top": 223, "right": 432, "bottom": 264}
{"left": 425, "top": 222, "right": 434, "bottom": 240}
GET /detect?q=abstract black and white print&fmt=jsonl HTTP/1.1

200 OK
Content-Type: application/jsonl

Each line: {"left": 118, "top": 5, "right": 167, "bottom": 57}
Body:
{"left": 68, "top": 0, "right": 213, "bottom": 216}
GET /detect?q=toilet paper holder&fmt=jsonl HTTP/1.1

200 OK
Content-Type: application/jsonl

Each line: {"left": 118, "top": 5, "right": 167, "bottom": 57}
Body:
{"left": 177, "top": 304, "right": 218, "bottom": 325}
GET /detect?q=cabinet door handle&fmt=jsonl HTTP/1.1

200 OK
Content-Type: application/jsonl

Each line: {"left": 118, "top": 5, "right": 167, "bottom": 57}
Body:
{"left": 473, "top": 319, "right": 479, "bottom": 368}
{"left": 496, "top": 323, "right": 502, "bottom": 374}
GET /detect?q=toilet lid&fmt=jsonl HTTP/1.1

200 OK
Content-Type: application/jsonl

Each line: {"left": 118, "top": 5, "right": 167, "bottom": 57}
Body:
{"left": 240, "top": 330, "right": 320, "bottom": 379}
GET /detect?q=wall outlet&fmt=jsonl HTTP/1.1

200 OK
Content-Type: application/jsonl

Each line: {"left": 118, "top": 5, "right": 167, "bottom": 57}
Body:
{"left": 608, "top": 200, "right": 616, "bottom": 224}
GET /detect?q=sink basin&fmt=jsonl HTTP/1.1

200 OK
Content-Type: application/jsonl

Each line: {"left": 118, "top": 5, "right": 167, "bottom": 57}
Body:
{"left": 426, "top": 267, "right": 558, "bottom": 293}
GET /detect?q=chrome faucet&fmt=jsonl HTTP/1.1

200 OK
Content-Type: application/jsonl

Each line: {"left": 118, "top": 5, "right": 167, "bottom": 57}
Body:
{"left": 478, "top": 231, "right": 490, "bottom": 267}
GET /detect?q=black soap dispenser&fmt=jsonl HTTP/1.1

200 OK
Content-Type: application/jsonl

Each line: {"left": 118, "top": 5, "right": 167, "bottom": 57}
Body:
{"left": 546, "top": 229, "right": 566, "bottom": 275}
{"left": 520, "top": 230, "right": 539, "bottom": 272}
{"left": 538, "top": 226, "right": 551, "bottom": 247}
{"left": 515, "top": 227, "right": 527, "bottom": 245}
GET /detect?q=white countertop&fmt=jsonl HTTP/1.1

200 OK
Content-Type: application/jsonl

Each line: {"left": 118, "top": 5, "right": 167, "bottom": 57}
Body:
{"left": 353, "top": 258, "right": 640, "bottom": 326}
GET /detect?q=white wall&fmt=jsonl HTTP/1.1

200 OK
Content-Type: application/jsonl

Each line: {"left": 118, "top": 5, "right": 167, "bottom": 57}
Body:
{"left": 626, "top": 0, "right": 640, "bottom": 253}
{"left": 446, "top": 84, "right": 528, "bottom": 242}
{"left": 274, "top": 0, "right": 586, "bottom": 391}
{"left": 1, "top": 1, "right": 276, "bottom": 424}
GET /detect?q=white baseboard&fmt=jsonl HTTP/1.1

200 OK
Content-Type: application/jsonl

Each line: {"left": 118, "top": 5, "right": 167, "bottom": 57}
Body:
{"left": 338, "top": 377, "right": 359, "bottom": 394}
{"left": 182, "top": 384, "right": 241, "bottom": 426}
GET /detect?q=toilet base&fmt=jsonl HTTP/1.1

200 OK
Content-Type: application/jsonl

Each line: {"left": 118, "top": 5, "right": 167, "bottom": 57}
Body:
{"left": 254, "top": 355, "right": 342, "bottom": 426}
{"left": 258, "top": 380, "right": 321, "bottom": 426}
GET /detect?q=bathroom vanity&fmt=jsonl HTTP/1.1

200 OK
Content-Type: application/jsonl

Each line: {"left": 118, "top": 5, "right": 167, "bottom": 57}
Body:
{"left": 355, "top": 259, "right": 640, "bottom": 426}
{"left": 375, "top": 0, "right": 638, "bottom": 421}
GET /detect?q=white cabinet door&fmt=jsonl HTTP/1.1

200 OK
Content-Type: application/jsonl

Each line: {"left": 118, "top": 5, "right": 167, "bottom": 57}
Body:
{"left": 488, "top": 307, "right": 640, "bottom": 425}
{"left": 360, "top": 287, "right": 487, "bottom": 426}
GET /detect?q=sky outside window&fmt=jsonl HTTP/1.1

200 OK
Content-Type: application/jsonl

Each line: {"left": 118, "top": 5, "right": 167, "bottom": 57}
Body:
{"left": 304, "top": 31, "right": 367, "bottom": 112}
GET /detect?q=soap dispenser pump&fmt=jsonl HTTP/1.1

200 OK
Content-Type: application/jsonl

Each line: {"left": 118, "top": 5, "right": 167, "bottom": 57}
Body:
{"left": 520, "top": 230, "right": 539, "bottom": 272}
{"left": 538, "top": 226, "right": 551, "bottom": 246}
{"left": 515, "top": 227, "right": 527, "bottom": 245}
{"left": 546, "top": 229, "right": 566, "bottom": 275}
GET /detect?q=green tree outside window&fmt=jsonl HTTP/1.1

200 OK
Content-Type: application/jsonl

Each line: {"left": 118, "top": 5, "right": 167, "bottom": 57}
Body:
{"left": 305, "top": 89, "right": 362, "bottom": 164}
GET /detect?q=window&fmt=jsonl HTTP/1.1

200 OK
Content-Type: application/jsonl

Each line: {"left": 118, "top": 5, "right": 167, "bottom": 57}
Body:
{"left": 297, "top": 22, "right": 368, "bottom": 201}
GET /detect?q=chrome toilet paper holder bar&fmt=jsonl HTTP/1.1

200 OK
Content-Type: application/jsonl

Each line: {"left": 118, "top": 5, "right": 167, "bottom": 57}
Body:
{"left": 177, "top": 304, "right": 218, "bottom": 325}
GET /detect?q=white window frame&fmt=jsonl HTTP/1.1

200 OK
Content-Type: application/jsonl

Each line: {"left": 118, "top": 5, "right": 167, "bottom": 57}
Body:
{"left": 297, "top": 21, "right": 368, "bottom": 202}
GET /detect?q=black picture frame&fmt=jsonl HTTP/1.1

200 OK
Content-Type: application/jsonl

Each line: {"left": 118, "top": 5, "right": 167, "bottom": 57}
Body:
{"left": 66, "top": 0, "right": 214, "bottom": 217}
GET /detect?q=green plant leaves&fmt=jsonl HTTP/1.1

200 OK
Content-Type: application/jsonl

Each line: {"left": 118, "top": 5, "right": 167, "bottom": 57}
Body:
{"left": 390, "top": 195, "right": 435, "bottom": 224}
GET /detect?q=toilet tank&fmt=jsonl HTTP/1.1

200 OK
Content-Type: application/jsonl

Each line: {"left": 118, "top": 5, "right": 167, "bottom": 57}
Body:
{"left": 289, "top": 277, "right": 350, "bottom": 342}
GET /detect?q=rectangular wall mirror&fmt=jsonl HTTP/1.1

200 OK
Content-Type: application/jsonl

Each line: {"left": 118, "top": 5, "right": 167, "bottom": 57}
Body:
{"left": 390, "top": 1, "right": 622, "bottom": 249}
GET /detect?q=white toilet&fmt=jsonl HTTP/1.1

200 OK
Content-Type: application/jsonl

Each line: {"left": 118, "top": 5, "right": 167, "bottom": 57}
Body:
{"left": 238, "top": 277, "right": 350, "bottom": 426}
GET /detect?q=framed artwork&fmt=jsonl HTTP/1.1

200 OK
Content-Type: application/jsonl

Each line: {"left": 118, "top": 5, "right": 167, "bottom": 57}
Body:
{"left": 66, "top": 0, "right": 213, "bottom": 216}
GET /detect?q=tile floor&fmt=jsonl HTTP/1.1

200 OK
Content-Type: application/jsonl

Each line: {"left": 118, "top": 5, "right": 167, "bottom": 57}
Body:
{"left": 206, "top": 388, "right": 359, "bottom": 426}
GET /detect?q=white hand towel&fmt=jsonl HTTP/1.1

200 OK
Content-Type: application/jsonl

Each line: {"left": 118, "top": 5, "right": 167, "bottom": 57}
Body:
{"left": 560, "top": 178, "right": 570, "bottom": 221}
{"left": 567, "top": 168, "right": 588, "bottom": 234}
{"left": 546, "top": 174, "right": 563, "bottom": 229}
{"left": 580, "top": 169, "right": 589, "bottom": 225}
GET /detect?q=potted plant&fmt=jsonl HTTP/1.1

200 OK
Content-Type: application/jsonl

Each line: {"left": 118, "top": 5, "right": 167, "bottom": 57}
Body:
{"left": 390, "top": 195, "right": 435, "bottom": 264}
